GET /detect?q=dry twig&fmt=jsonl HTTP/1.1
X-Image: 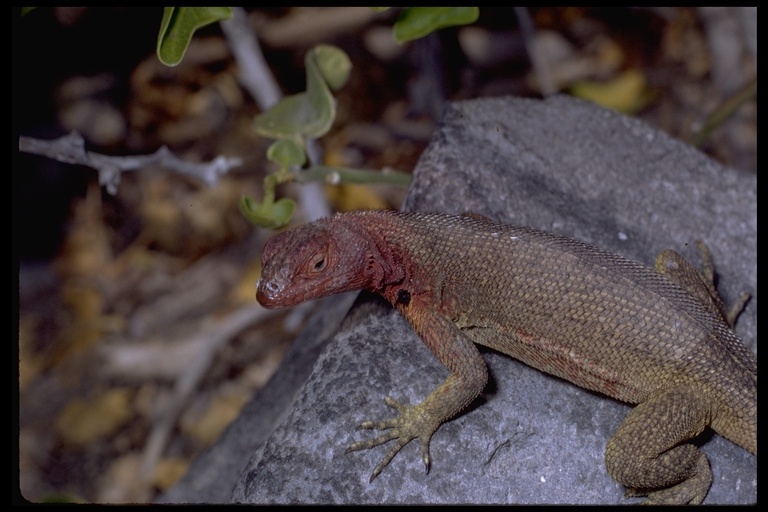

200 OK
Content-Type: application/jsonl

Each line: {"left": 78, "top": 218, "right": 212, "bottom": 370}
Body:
{"left": 19, "top": 131, "right": 242, "bottom": 195}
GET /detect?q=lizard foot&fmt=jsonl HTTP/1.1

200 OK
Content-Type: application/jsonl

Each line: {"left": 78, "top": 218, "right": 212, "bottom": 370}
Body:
{"left": 347, "top": 396, "right": 441, "bottom": 482}
{"left": 624, "top": 453, "right": 711, "bottom": 505}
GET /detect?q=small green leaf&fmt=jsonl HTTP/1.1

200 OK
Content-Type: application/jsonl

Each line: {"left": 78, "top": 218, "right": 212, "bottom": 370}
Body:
{"left": 393, "top": 7, "right": 479, "bottom": 44}
{"left": 253, "top": 90, "right": 333, "bottom": 140}
{"left": 157, "top": 7, "right": 232, "bottom": 66}
{"left": 239, "top": 195, "right": 296, "bottom": 229}
{"left": 267, "top": 139, "right": 307, "bottom": 168}
{"left": 254, "top": 45, "right": 350, "bottom": 140}
{"left": 313, "top": 44, "right": 352, "bottom": 91}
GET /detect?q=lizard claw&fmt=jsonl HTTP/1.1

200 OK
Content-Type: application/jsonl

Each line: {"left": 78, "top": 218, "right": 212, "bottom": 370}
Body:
{"left": 347, "top": 396, "right": 439, "bottom": 481}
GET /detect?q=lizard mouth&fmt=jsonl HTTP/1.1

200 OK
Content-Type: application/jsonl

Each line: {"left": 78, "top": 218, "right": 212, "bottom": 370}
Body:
{"left": 256, "top": 277, "right": 297, "bottom": 308}
{"left": 255, "top": 278, "right": 276, "bottom": 307}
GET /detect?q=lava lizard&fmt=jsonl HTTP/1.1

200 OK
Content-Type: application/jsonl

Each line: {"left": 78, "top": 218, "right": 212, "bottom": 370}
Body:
{"left": 255, "top": 209, "right": 756, "bottom": 504}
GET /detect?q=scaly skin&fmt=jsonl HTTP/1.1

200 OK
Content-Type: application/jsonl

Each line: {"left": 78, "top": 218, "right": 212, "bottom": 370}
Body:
{"left": 256, "top": 210, "right": 756, "bottom": 504}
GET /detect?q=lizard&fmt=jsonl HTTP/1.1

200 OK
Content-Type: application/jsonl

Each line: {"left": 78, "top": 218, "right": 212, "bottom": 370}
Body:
{"left": 255, "top": 209, "right": 756, "bottom": 504}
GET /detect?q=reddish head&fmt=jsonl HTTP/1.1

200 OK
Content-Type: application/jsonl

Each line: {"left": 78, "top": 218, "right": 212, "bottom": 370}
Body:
{"left": 256, "top": 215, "right": 390, "bottom": 308}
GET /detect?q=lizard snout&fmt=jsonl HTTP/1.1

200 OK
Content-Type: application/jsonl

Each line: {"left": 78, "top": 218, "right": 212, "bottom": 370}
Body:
{"left": 256, "top": 278, "right": 282, "bottom": 307}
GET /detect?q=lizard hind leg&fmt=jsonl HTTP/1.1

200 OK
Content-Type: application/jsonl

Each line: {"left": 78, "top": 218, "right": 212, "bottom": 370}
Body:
{"left": 605, "top": 386, "right": 714, "bottom": 504}
{"left": 654, "top": 243, "right": 750, "bottom": 327}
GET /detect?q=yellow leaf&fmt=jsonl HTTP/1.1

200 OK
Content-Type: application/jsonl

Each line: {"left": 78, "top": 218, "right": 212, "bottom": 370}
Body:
{"left": 55, "top": 282, "right": 106, "bottom": 358}
{"left": 181, "top": 389, "right": 249, "bottom": 445}
{"left": 56, "top": 388, "right": 134, "bottom": 446}
{"left": 324, "top": 183, "right": 389, "bottom": 211}
{"left": 19, "top": 315, "right": 45, "bottom": 392}
{"left": 153, "top": 457, "right": 189, "bottom": 490}
{"left": 570, "top": 69, "right": 653, "bottom": 114}
{"left": 56, "top": 184, "right": 113, "bottom": 279}
{"left": 232, "top": 259, "right": 263, "bottom": 305}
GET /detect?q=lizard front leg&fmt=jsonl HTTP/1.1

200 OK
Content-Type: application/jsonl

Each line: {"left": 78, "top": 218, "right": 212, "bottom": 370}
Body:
{"left": 605, "top": 385, "right": 713, "bottom": 504}
{"left": 348, "top": 308, "right": 488, "bottom": 482}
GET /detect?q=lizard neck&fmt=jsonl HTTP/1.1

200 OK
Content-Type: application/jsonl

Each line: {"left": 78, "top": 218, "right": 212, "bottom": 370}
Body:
{"left": 338, "top": 211, "right": 407, "bottom": 295}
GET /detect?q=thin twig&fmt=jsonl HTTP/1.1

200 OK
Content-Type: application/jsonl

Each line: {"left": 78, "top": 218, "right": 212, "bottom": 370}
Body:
{"left": 298, "top": 165, "right": 412, "bottom": 187}
{"left": 220, "top": 7, "right": 282, "bottom": 110}
{"left": 514, "top": 6, "right": 556, "bottom": 97}
{"left": 690, "top": 78, "right": 757, "bottom": 148}
{"left": 19, "top": 131, "right": 242, "bottom": 195}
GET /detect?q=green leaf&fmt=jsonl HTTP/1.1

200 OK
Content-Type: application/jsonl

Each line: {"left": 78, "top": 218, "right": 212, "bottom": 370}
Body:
{"left": 253, "top": 91, "right": 333, "bottom": 140}
{"left": 267, "top": 139, "right": 307, "bottom": 168}
{"left": 157, "top": 7, "right": 232, "bottom": 66}
{"left": 393, "top": 7, "right": 479, "bottom": 44}
{"left": 254, "top": 45, "right": 350, "bottom": 140}
{"left": 239, "top": 195, "right": 296, "bottom": 229}
{"left": 313, "top": 44, "right": 352, "bottom": 92}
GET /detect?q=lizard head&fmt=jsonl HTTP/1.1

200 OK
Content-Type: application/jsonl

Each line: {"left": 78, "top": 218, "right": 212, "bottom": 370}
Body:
{"left": 256, "top": 218, "right": 378, "bottom": 308}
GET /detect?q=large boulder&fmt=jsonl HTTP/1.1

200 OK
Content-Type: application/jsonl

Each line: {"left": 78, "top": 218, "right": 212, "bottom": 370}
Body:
{"left": 160, "top": 95, "right": 756, "bottom": 504}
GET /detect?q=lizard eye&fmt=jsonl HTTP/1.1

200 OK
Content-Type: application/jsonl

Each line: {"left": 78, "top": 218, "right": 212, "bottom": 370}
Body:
{"left": 309, "top": 252, "right": 327, "bottom": 273}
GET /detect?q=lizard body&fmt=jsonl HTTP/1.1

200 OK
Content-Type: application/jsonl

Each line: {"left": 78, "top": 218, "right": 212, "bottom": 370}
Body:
{"left": 256, "top": 210, "right": 756, "bottom": 504}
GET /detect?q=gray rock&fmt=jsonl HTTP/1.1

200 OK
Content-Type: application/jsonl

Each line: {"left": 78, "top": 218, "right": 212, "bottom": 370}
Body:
{"left": 156, "top": 293, "right": 357, "bottom": 504}
{"left": 161, "top": 95, "right": 756, "bottom": 504}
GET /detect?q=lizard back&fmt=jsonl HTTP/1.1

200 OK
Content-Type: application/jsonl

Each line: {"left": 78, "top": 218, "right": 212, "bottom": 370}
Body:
{"left": 352, "top": 210, "right": 756, "bottom": 452}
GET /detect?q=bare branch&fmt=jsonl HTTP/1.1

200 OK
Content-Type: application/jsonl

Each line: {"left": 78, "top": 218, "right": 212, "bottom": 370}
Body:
{"left": 19, "top": 131, "right": 242, "bottom": 194}
{"left": 220, "top": 7, "right": 282, "bottom": 111}
{"left": 514, "top": 6, "right": 556, "bottom": 97}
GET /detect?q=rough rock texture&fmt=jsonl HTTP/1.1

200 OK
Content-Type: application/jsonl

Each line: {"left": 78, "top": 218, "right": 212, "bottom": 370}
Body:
{"left": 159, "top": 95, "right": 756, "bottom": 504}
